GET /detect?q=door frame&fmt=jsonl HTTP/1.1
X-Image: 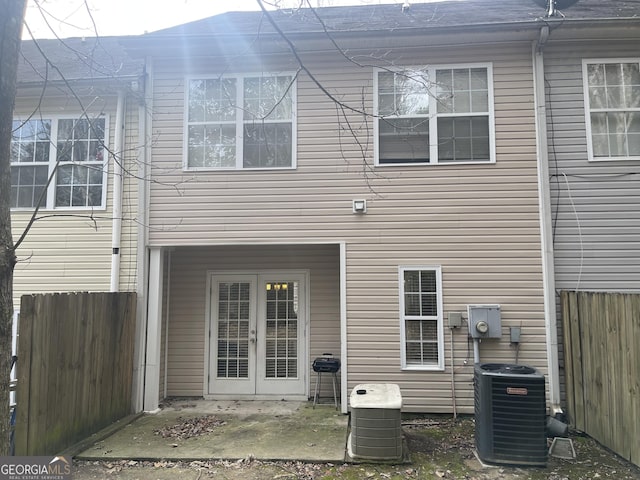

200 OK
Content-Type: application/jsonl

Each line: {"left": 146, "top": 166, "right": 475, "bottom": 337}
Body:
{"left": 204, "top": 269, "right": 310, "bottom": 400}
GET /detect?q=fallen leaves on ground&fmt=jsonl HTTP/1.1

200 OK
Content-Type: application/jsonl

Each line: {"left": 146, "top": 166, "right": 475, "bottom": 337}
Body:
{"left": 76, "top": 417, "right": 640, "bottom": 480}
{"left": 153, "top": 415, "right": 226, "bottom": 440}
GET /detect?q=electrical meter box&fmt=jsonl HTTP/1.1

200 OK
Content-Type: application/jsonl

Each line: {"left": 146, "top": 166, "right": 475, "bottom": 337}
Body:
{"left": 468, "top": 305, "right": 501, "bottom": 338}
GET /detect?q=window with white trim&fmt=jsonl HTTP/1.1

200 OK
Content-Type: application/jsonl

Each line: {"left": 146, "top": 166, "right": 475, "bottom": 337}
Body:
{"left": 186, "top": 74, "right": 295, "bottom": 170}
{"left": 375, "top": 65, "right": 494, "bottom": 165}
{"left": 583, "top": 59, "right": 640, "bottom": 160}
{"left": 399, "top": 266, "right": 444, "bottom": 370}
{"left": 10, "top": 117, "right": 107, "bottom": 209}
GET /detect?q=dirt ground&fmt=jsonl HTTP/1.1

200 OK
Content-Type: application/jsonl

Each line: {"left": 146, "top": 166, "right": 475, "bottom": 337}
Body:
{"left": 73, "top": 417, "right": 640, "bottom": 480}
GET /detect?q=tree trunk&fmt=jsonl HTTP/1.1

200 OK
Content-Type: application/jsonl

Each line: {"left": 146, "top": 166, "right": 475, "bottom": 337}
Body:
{"left": 0, "top": 0, "right": 27, "bottom": 456}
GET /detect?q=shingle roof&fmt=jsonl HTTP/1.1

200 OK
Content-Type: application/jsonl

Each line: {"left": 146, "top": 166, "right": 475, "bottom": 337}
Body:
{"left": 19, "top": 0, "right": 639, "bottom": 81}
{"left": 150, "top": 0, "right": 640, "bottom": 37}
{"left": 18, "top": 36, "right": 143, "bottom": 85}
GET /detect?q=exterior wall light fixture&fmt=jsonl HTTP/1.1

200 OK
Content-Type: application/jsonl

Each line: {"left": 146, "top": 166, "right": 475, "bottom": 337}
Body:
{"left": 352, "top": 199, "right": 367, "bottom": 213}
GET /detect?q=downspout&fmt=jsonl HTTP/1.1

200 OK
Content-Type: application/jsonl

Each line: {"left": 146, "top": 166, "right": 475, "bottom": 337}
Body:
{"left": 533, "top": 25, "right": 562, "bottom": 414}
{"left": 110, "top": 89, "right": 126, "bottom": 292}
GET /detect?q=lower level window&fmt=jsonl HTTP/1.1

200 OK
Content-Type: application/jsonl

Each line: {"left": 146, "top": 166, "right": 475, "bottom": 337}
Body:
{"left": 400, "top": 266, "right": 444, "bottom": 370}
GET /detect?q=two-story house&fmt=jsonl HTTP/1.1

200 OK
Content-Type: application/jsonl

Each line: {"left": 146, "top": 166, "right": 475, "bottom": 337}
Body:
{"left": 14, "top": 0, "right": 638, "bottom": 416}
{"left": 125, "top": 0, "right": 570, "bottom": 414}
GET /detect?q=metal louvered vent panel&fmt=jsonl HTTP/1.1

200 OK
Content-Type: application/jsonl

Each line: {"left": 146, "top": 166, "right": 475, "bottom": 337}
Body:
{"left": 474, "top": 363, "right": 548, "bottom": 466}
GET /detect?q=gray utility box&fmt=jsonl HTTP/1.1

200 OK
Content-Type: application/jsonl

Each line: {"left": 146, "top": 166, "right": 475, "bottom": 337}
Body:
{"left": 468, "top": 304, "right": 502, "bottom": 338}
{"left": 348, "top": 384, "right": 403, "bottom": 461}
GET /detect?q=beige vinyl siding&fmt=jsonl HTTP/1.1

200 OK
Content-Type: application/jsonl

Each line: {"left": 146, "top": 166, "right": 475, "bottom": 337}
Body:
{"left": 148, "top": 44, "right": 539, "bottom": 244}
{"left": 347, "top": 244, "right": 545, "bottom": 413}
{"left": 165, "top": 245, "right": 340, "bottom": 397}
{"left": 11, "top": 91, "right": 139, "bottom": 309}
{"left": 150, "top": 40, "right": 546, "bottom": 412}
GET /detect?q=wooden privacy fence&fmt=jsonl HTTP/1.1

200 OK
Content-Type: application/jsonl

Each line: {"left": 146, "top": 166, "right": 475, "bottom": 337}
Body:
{"left": 16, "top": 292, "right": 137, "bottom": 455}
{"left": 561, "top": 290, "right": 640, "bottom": 467}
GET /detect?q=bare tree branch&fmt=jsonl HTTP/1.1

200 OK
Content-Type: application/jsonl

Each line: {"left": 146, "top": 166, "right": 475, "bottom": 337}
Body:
{"left": 255, "top": 0, "right": 371, "bottom": 118}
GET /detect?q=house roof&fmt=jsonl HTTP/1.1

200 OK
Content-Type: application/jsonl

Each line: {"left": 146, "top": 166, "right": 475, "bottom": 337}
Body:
{"left": 149, "top": 0, "right": 640, "bottom": 38}
{"left": 18, "top": 36, "right": 143, "bottom": 86}
{"left": 19, "top": 0, "right": 638, "bottom": 81}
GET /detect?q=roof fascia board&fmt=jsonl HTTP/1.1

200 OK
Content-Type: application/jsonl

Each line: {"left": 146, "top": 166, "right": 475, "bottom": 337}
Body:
{"left": 122, "top": 16, "right": 640, "bottom": 56}
{"left": 134, "top": 20, "right": 540, "bottom": 42}
{"left": 543, "top": 23, "right": 640, "bottom": 42}
{"left": 123, "top": 22, "right": 542, "bottom": 57}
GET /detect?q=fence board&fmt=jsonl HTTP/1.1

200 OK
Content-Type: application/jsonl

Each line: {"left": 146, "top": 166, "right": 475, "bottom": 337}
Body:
{"left": 14, "top": 295, "right": 33, "bottom": 457}
{"left": 563, "top": 290, "right": 585, "bottom": 430}
{"left": 15, "top": 292, "right": 136, "bottom": 456}
{"left": 560, "top": 292, "right": 574, "bottom": 422}
{"left": 630, "top": 295, "right": 640, "bottom": 466}
{"left": 562, "top": 290, "right": 640, "bottom": 468}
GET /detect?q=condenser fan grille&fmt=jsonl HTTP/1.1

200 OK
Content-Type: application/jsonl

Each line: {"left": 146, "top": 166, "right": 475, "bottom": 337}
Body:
{"left": 490, "top": 377, "right": 546, "bottom": 462}
{"left": 480, "top": 363, "right": 535, "bottom": 375}
{"left": 474, "top": 363, "right": 547, "bottom": 466}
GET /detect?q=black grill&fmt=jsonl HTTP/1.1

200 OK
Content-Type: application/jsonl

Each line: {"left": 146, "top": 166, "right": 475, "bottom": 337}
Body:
{"left": 313, "top": 356, "right": 340, "bottom": 373}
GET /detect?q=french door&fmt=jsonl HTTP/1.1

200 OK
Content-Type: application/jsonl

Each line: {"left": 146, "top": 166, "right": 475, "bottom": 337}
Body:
{"left": 208, "top": 272, "right": 307, "bottom": 398}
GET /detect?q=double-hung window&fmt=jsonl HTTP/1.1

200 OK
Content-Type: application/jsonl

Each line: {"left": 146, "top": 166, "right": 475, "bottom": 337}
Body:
{"left": 375, "top": 64, "right": 494, "bottom": 165}
{"left": 583, "top": 59, "right": 640, "bottom": 160}
{"left": 10, "top": 117, "right": 107, "bottom": 209}
{"left": 399, "top": 266, "right": 444, "bottom": 370}
{"left": 186, "top": 74, "right": 295, "bottom": 170}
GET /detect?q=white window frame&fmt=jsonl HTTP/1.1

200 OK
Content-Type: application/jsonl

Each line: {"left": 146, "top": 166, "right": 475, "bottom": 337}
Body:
{"left": 183, "top": 73, "right": 297, "bottom": 171}
{"left": 374, "top": 63, "right": 495, "bottom": 166}
{"left": 582, "top": 58, "right": 640, "bottom": 161}
{"left": 399, "top": 266, "right": 444, "bottom": 371}
{"left": 10, "top": 115, "right": 109, "bottom": 211}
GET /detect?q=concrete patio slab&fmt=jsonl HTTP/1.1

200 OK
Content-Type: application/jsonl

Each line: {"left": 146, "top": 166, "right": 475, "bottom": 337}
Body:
{"left": 76, "top": 400, "right": 348, "bottom": 463}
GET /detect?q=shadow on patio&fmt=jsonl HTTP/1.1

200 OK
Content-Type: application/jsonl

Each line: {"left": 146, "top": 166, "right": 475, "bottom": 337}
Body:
{"left": 75, "top": 400, "right": 348, "bottom": 463}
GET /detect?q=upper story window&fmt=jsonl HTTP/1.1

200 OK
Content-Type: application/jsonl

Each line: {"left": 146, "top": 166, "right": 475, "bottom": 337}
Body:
{"left": 10, "top": 117, "right": 107, "bottom": 210}
{"left": 399, "top": 266, "right": 444, "bottom": 370}
{"left": 185, "top": 74, "right": 296, "bottom": 170}
{"left": 375, "top": 64, "right": 494, "bottom": 165}
{"left": 583, "top": 59, "right": 640, "bottom": 161}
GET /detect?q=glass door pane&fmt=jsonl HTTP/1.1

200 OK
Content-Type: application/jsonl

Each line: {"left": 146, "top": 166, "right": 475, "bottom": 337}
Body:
{"left": 216, "top": 281, "right": 251, "bottom": 378}
{"left": 264, "top": 281, "right": 298, "bottom": 378}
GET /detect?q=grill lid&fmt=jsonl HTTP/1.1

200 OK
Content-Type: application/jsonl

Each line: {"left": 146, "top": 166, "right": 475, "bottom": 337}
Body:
{"left": 313, "top": 355, "right": 340, "bottom": 372}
